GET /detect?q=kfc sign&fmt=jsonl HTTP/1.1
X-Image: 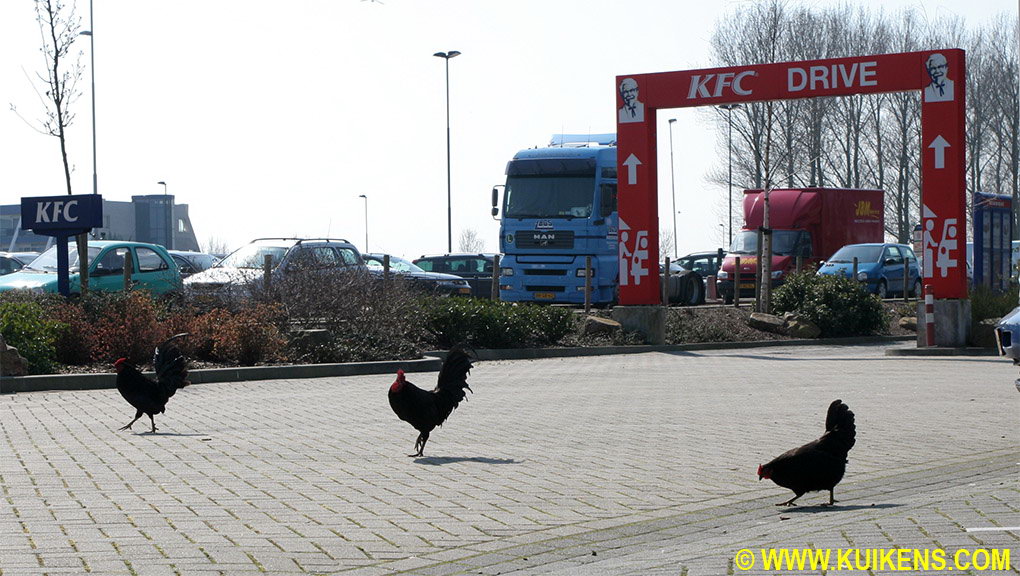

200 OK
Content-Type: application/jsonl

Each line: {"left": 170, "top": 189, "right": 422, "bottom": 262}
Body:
{"left": 617, "top": 49, "right": 966, "bottom": 305}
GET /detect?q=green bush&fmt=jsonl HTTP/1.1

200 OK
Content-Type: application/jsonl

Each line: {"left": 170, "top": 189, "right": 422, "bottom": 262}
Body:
{"left": 0, "top": 301, "right": 63, "bottom": 374}
{"left": 970, "top": 284, "right": 1019, "bottom": 323}
{"left": 424, "top": 298, "right": 574, "bottom": 349}
{"left": 773, "top": 271, "right": 887, "bottom": 338}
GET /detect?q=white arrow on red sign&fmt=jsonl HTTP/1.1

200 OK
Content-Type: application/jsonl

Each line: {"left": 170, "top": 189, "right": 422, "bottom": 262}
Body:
{"left": 928, "top": 135, "right": 950, "bottom": 169}
{"left": 623, "top": 154, "right": 642, "bottom": 185}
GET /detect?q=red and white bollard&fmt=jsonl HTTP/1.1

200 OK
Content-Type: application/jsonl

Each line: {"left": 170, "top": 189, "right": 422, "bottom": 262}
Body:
{"left": 924, "top": 284, "right": 935, "bottom": 347}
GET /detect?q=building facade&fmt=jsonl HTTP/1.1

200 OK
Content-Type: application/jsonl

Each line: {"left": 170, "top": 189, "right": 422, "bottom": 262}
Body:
{"left": 1, "top": 195, "right": 200, "bottom": 253}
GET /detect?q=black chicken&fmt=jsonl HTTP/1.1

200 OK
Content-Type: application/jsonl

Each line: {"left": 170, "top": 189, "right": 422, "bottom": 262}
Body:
{"left": 757, "top": 399, "right": 856, "bottom": 506}
{"left": 389, "top": 347, "right": 473, "bottom": 457}
{"left": 114, "top": 334, "right": 190, "bottom": 433}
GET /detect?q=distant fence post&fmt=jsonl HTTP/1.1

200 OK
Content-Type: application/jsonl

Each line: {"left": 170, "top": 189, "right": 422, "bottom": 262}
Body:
{"left": 123, "top": 250, "right": 133, "bottom": 291}
{"left": 733, "top": 256, "right": 741, "bottom": 308}
{"left": 263, "top": 254, "right": 272, "bottom": 292}
{"left": 662, "top": 256, "right": 670, "bottom": 306}
{"left": 903, "top": 261, "right": 909, "bottom": 302}
{"left": 584, "top": 256, "right": 592, "bottom": 314}
{"left": 491, "top": 254, "right": 500, "bottom": 301}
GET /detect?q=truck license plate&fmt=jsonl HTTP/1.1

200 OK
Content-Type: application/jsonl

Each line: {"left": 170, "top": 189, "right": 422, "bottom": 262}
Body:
{"left": 739, "top": 283, "right": 755, "bottom": 290}
{"left": 534, "top": 292, "right": 555, "bottom": 300}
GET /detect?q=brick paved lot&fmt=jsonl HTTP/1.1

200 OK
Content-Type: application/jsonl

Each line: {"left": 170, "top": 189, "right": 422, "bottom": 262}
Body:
{"left": 1, "top": 343, "right": 1018, "bottom": 575}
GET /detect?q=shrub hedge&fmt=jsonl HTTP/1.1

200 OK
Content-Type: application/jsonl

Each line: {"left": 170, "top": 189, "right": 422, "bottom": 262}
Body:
{"left": 772, "top": 271, "right": 888, "bottom": 338}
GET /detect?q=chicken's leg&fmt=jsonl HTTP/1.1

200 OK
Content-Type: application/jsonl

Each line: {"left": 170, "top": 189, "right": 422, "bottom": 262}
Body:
{"left": 819, "top": 489, "right": 838, "bottom": 507}
{"left": 119, "top": 410, "right": 143, "bottom": 431}
{"left": 776, "top": 492, "right": 803, "bottom": 506}
{"left": 148, "top": 414, "right": 158, "bottom": 434}
{"left": 409, "top": 431, "right": 429, "bottom": 457}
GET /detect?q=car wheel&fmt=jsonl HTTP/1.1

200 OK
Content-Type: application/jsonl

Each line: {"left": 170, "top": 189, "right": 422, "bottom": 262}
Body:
{"left": 911, "top": 278, "right": 922, "bottom": 299}
{"left": 877, "top": 279, "right": 887, "bottom": 299}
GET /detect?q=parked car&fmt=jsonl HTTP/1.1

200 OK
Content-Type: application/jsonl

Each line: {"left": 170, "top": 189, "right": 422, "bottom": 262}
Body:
{"left": 364, "top": 253, "right": 472, "bottom": 296}
{"left": 412, "top": 253, "right": 497, "bottom": 298}
{"left": 0, "top": 241, "right": 180, "bottom": 295}
{"left": 817, "top": 242, "right": 921, "bottom": 298}
{"left": 0, "top": 251, "right": 39, "bottom": 276}
{"left": 168, "top": 250, "right": 219, "bottom": 278}
{"left": 675, "top": 249, "right": 725, "bottom": 278}
{"left": 184, "top": 238, "right": 365, "bottom": 297}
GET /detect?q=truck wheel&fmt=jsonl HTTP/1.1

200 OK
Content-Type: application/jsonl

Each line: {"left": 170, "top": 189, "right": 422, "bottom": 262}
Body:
{"left": 724, "top": 292, "right": 733, "bottom": 305}
{"left": 877, "top": 280, "right": 888, "bottom": 299}
{"left": 686, "top": 274, "right": 704, "bottom": 306}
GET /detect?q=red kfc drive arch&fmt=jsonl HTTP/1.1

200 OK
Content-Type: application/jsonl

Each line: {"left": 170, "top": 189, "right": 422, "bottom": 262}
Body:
{"left": 616, "top": 49, "right": 966, "bottom": 305}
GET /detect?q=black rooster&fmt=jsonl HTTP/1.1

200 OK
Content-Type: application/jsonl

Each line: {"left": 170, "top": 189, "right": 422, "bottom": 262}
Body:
{"left": 389, "top": 347, "right": 473, "bottom": 457}
{"left": 757, "top": 399, "right": 856, "bottom": 506}
{"left": 114, "top": 334, "right": 190, "bottom": 433}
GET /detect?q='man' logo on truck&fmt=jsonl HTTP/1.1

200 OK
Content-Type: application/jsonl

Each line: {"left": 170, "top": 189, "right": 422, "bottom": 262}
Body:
{"left": 855, "top": 201, "right": 881, "bottom": 219}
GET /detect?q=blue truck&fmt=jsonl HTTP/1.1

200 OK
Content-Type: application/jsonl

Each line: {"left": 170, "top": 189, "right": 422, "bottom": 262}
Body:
{"left": 491, "top": 134, "right": 620, "bottom": 305}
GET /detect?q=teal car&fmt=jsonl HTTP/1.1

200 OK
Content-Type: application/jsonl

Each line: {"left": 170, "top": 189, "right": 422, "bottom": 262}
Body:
{"left": 0, "top": 240, "right": 182, "bottom": 296}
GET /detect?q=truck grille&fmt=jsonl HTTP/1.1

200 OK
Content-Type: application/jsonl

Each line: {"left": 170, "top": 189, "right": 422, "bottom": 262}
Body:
{"left": 524, "top": 269, "right": 567, "bottom": 276}
{"left": 524, "top": 285, "right": 565, "bottom": 292}
{"left": 516, "top": 230, "right": 575, "bottom": 249}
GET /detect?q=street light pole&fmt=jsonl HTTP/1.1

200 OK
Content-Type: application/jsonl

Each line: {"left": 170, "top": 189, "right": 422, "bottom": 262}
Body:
{"left": 718, "top": 103, "right": 740, "bottom": 248}
{"left": 80, "top": 0, "right": 96, "bottom": 196}
{"left": 434, "top": 50, "right": 460, "bottom": 254}
{"left": 668, "top": 118, "right": 678, "bottom": 259}
{"left": 157, "top": 181, "right": 171, "bottom": 249}
{"left": 359, "top": 194, "right": 368, "bottom": 252}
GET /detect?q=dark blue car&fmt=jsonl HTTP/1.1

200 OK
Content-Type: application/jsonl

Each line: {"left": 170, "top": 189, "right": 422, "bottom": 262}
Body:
{"left": 817, "top": 243, "right": 922, "bottom": 298}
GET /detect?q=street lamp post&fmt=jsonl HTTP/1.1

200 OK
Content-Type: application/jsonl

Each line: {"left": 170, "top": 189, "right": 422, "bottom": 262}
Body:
{"left": 668, "top": 118, "right": 678, "bottom": 259}
{"left": 434, "top": 50, "right": 460, "bottom": 254}
{"left": 157, "top": 181, "right": 171, "bottom": 249}
{"left": 718, "top": 103, "right": 740, "bottom": 247}
{"left": 80, "top": 0, "right": 96, "bottom": 196}
{"left": 359, "top": 194, "right": 368, "bottom": 252}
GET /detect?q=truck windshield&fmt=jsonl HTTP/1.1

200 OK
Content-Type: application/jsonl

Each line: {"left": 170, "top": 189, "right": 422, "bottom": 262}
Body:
{"left": 504, "top": 176, "right": 595, "bottom": 219}
{"left": 729, "top": 230, "right": 812, "bottom": 256}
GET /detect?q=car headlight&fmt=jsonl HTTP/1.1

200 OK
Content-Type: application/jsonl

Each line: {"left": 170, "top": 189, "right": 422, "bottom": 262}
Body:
{"left": 857, "top": 271, "right": 869, "bottom": 281}
{"left": 717, "top": 270, "right": 729, "bottom": 280}
{"left": 500, "top": 267, "right": 514, "bottom": 277}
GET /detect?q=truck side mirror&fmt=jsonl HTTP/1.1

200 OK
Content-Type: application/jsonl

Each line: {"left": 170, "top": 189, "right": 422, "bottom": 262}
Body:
{"left": 491, "top": 185, "right": 504, "bottom": 220}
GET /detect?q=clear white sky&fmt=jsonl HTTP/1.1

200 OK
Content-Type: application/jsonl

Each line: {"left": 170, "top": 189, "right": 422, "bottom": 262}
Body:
{"left": 0, "top": 0, "right": 1012, "bottom": 258}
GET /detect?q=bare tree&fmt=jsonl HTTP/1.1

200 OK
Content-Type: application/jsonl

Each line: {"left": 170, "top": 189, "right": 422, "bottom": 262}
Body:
{"left": 12, "top": 0, "right": 83, "bottom": 194}
{"left": 457, "top": 228, "right": 486, "bottom": 253}
{"left": 204, "top": 236, "right": 233, "bottom": 256}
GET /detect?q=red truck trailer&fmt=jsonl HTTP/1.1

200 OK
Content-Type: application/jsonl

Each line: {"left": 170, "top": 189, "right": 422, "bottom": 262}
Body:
{"left": 716, "top": 187, "right": 884, "bottom": 304}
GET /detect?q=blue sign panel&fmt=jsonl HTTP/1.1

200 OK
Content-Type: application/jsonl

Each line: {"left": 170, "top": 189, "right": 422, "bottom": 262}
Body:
{"left": 973, "top": 192, "right": 1012, "bottom": 292}
{"left": 20, "top": 194, "right": 103, "bottom": 233}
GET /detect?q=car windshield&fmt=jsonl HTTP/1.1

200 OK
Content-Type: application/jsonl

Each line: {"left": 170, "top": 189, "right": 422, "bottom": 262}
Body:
{"left": 216, "top": 243, "right": 290, "bottom": 269}
{"left": 828, "top": 245, "right": 883, "bottom": 263}
{"left": 728, "top": 230, "right": 810, "bottom": 256}
{"left": 24, "top": 244, "right": 102, "bottom": 273}
{"left": 366, "top": 255, "right": 424, "bottom": 273}
{"left": 504, "top": 176, "right": 595, "bottom": 219}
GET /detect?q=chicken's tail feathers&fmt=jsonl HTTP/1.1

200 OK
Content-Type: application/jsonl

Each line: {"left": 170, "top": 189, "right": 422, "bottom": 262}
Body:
{"left": 434, "top": 345, "right": 474, "bottom": 413}
{"left": 824, "top": 399, "right": 856, "bottom": 452}
{"left": 155, "top": 333, "right": 191, "bottom": 392}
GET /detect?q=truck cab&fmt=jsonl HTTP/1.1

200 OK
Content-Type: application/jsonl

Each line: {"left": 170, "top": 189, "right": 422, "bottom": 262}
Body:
{"left": 493, "top": 135, "right": 618, "bottom": 304}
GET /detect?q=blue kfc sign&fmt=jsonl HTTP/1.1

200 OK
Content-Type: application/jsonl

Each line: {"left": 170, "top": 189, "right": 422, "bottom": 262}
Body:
{"left": 19, "top": 194, "right": 103, "bottom": 297}
{"left": 21, "top": 194, "right": 103, "bottom": 233}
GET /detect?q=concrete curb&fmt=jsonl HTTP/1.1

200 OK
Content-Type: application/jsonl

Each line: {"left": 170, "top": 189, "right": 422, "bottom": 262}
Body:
{"left": 884, "top": 346, "right": 998, "bottom": 357}
{"left": 0, "top": 334, "right": 918, "bottom": 394}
